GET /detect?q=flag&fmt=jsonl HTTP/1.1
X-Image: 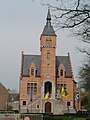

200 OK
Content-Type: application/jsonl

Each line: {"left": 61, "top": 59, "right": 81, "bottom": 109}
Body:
{"left": 61, "top": 87, "right": 65, "bottom": 92}
{"left": 76, "top": 93, "right": 80, "bottom": 101}
{"left": 63, "top": 91, "right": 69, "bottom": 98}
{"left": 45, "top": 92, "right": 50, "bottom": 99}
{"left": 60, "top": 87, "right": 65, "bottom": 96}
{"left": 60, "top": 87, "right": 69, "bottom": 98}
{"left": 30, "top": 88, "right": 33, "bottom": 101}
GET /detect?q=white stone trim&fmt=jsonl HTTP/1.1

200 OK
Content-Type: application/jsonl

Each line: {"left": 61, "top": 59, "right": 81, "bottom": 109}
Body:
{"left": 42, "top": 79, "right": 55, "bottom": 99}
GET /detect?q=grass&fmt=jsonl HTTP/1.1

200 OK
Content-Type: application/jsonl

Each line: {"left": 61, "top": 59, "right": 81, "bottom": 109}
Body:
{"left": 73, "top": 118, "right": 86, "bottom": 120}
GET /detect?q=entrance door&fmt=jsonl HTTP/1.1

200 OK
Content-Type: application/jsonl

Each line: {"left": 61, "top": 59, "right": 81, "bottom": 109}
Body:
{"left": 45, "top": 102, "right": 51, "bottom": 113}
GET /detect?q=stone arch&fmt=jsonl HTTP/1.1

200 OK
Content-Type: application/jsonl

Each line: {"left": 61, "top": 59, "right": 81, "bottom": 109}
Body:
{"left": 42, "top": 79, "right": 55, "bottom": 99}
{"left": 44, "top": 81, "right": 52, "bottom": 97}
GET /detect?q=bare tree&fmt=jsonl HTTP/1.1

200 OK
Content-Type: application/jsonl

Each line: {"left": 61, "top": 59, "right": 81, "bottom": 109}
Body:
{"left": 46, "top": 0, "right": 90, "bottom": 55}
{"left": 79, "top": 61, "right": 90, "bottom": 92}
{"left": 44, "top": 0, "right": 90, "bottom": 107}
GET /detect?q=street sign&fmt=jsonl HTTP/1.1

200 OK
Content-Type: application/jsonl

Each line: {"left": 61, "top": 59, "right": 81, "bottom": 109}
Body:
{"left": 24, "top": 115, "right": 31, "bottom": 120}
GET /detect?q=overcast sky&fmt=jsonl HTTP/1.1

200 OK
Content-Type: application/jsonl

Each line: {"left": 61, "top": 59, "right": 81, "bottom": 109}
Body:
{"left": 0, "top": 0, "right": 84, "bottom": 92}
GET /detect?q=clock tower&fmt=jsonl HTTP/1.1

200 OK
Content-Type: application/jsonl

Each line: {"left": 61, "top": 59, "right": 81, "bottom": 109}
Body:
{"left": 40, "top": 9, "right": 57, "bottom": 102}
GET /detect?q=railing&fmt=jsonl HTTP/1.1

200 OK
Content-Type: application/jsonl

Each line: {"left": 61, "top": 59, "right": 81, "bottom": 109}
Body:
{"left": 0, "top": 114, "right": 43, "bottom": 120}
{"left": 0, "top": 114, "right": 16, "bottom": 120}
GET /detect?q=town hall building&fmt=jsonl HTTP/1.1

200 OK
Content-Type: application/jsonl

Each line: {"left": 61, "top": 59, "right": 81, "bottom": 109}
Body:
{"left": 19, "top": 9, "right": 80, "bottom": 114}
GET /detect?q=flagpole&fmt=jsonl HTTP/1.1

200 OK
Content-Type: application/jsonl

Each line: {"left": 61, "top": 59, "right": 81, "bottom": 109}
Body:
{"left": 27, "top": 101, "right": 28, "bottom": 113}
{"left": 31, "top": 101, "right": 32, "bottom": 113}
{"left": 30, "top": 87, "right": 33, "bottom": 113}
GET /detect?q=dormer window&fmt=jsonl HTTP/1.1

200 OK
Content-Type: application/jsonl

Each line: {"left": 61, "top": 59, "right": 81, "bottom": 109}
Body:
{"left": 60, "top": 69, "right": 63, "bottom": 76}
{"left": 29, "top": 60, "right": 36, "bottom": 77}
{"left": 31, "top": 69, "right": 34, "bottom": 76}
{"left": 58, "top": 63, "right": 65, "bottom": 77}
{"left": 36, "top": 69, "right": 37, "bottom": 75}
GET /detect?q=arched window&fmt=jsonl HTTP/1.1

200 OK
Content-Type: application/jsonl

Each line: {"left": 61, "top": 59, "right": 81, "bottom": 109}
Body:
{"left": 47, "top": 52, "right": 50, "bottom": 59}
{"left": 44, "top": 81, "right": 52, "bottom": 96}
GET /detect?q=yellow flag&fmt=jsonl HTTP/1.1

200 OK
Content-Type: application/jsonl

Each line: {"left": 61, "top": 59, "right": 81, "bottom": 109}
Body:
{"left": 63, "top": 91, "right": 69, "bottom": 98}
{"left": 60, "top": 87, "right": 65, "bottom": 95}
{"left": 45, "top": 92, "right": 49, "bottom": 99}
{"left": 60, "top": 87, "right": 69, "bottom": 98}
{"left": 61, "top": 87, "right": 65, "bottom": 92}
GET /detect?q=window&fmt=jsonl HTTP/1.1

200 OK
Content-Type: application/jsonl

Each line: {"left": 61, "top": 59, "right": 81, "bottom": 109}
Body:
{"left": 60, "top": 69, "right": 63, "bottom": 76}
{"left": 36, "top": 105, "right": 39, "bottom": 109}
{"left": 31, "top": 83, "right": 33, "bottom": 90}
{"left": 57, "top": 84, "right": 66, "bottom": 91}
{"left": 22, "top": 101, "right": 26, "bottom": 106}
{"left": 34, "top": 83, "right": 37, "bottom": 93}
{"left": 46, "top": 39, "right": 48, "bottom": 46}
{"left": 31, "top": 69, "right": 34, "bottom": 76}
{"left": 27, "top": 83, "right": 30, "bottom": 94}
{"left": 27, "top": 83, "right": 37, "bottom": 94}
{"left": 67, "top": 102, "right": 71, "bottom": 106}
{"left": 47, "top": 52, "right": 50, "bottom": 59}
{"left": 36, "top": 69, "right": 37, "bottom": 75}
{"left": 46, "top": 39, "right": 52, "bottom": 46}
{"left": 64, "top": 84, "right": 66, "bottom": 90}
{"left": 49, "top": 40, "right": 52, "bottom": 46}
{"left": 64, "top": 71, "right": 66, "bottom": 76}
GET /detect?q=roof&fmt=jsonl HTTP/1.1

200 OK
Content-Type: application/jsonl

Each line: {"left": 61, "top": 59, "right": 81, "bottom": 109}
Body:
{"left": 9, "top": 93, "right": 19, "bottom": 101}
{"left": 41, "top": 8, "right": 56, "bottom": 36}
{"left": 22, "top": 55, "right": 72, "bottom": 77}
{"left": 0, "top": 82, "right": 9, "bottom": 95}
{"left": 22, "top": 55, "right": 41, "bottom": 76}
{"left": 42, "top": 25, "right": 56, "bottom": 36}
{"left": 56, "top": 56, "right": 72, "bottom": 77}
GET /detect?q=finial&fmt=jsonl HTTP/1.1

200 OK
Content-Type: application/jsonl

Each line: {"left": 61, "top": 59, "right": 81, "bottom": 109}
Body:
{"left": 68, "top": 52, "right": 70, "bottom": 57}
{"left": 22, "top": 51, "right": 24, "bottom": 55}
{"left": 46, "top": 7, "right": 51, "bottom": 21}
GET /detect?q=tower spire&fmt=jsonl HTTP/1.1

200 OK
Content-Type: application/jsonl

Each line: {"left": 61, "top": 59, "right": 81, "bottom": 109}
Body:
{"left": 41, "top": 8, "right": 56, "bottom": 36}
{"left": 46, "top": 7, "right": 51, "bottom": 27}
{"left": 46, "top": 7, "right": 51, "bottom": 21}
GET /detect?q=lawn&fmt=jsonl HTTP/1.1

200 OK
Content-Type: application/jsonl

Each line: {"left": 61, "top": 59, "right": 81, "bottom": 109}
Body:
{"left": 73, "top": 118, "right": 86, "bottom": 120}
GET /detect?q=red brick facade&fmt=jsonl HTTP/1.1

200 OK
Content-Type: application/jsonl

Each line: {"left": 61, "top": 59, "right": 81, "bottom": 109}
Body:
{"left": 0, "top": 82, "right": 9, "bottom": 110}
{"left": 19, "top": 9, "right": 80, "bottom": 114}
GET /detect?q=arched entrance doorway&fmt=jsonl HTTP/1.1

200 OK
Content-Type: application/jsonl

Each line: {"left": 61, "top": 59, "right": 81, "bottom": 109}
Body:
{"left": 45, "top": 102, "right": 51, "bottom": 113}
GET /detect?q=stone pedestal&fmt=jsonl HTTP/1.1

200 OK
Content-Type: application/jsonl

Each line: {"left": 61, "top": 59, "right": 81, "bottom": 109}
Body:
{"left": 54, "top": 99, "right": 65, "bottom": 114}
